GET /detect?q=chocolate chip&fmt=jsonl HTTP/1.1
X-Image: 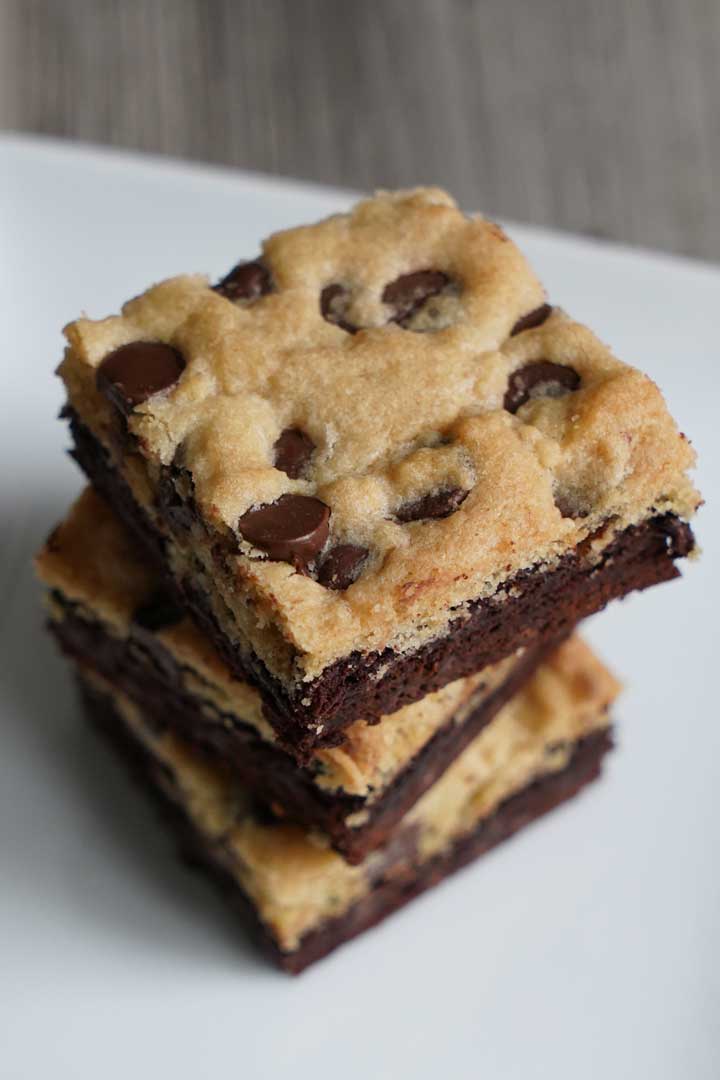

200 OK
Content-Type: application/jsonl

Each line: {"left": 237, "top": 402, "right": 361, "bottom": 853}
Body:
{"left": 213, "top": 260, "right": 272, "bottom": 301}
{"left": 510, "top": 303, "right": 553, "bottom": 336}
{"left": 382, "top": 270, "right": 450, "bottom": 325}
{"left": 554, "top": 490, "right": 590, "bottom": 520}
{"left": 96, "top": 342, "right": 185, "bottom": 414}
{"left": 133, "top": 589, "right": 184, "bottom": 632}
{"left": 320, "top": 284, "right": 357, "bottom": 333}
{"left": 396, "top": 487, "right": 469, "bottom": 523}
{"left": 273, "top": 428, "right": 315, "bottom": 479}
{"left": 317, "top": 544, "right": 368, "bottom": 590}
{"left": 237, "top": 494, "right": 330, "bottom": 568}
{"left": 504, "top": 361, "right": 581, "bottom": 414}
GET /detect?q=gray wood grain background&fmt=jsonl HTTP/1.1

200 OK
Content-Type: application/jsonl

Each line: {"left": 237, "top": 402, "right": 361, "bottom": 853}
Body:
{"left": 1, "top": 0, "right": 718, "bottom": 260}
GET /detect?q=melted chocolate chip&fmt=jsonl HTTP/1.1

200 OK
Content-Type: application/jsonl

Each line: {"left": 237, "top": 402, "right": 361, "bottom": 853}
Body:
{"left": 320, "top": 283, "right": 357, "bottom": 333}
{"left": 273, "top": 428, "right": 315, "bottom": 479}
{"left": 133, "top": 590, "right": 185, "bottom": 632}
{"left": 504, "top": 361, "right": 581, "bottom": 414}
{"left": 396, "top": 487, "right": 469, "bottom": 523}
{"left": 317, "top": 544, "right": 368, "bottom": 590}
{"left": 96, "top": 342, "right": 185, "bottom": 414}
{"left": 382, "top": 270, "right": 450, "bottom": 325}
{"left": 237, "top": 494, "right": 330, "bottom": 568}
{"left": 510, "top": 303, "right": 553, "bottom": 336}
{"left": 213, "top": 260, "right": 272, "bottom": 301}
{"left": 554, "top": 491, "right": 590, "bottom": 520}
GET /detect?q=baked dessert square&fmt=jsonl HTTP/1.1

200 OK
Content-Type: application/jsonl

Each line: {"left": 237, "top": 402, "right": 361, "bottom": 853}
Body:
{"left": 76, "top": 635, "right": 619, "bottom": 972}
{"left": 58, "top": 187, "right": 698, "bottom": 754}
{"left": 37, "top": 487, "right": 556, "bottom": 862}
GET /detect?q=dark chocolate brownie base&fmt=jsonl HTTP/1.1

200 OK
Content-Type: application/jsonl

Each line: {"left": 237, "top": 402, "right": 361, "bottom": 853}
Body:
{"left": 50, "top": 597, "right": 554, "bottom": 863}
{"left": 68, "top": 410, "right": 691, "bottom": 756}
{"left": 80, "top": 677, "right": 613, "bottom": 974}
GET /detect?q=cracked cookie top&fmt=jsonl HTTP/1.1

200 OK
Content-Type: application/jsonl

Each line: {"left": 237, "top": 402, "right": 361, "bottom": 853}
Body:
{"left": 59, "top": 188, "right": 699, "bottom": 674}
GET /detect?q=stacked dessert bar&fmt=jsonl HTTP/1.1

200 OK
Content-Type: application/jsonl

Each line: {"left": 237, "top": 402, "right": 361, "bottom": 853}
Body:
{"left": 36, "top": 188, "right": 699, "bottom": 972}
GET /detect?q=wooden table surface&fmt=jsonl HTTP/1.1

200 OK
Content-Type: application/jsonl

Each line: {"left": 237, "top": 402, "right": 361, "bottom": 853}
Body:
{"left": 1, "top": 0, "right": 718, "bottom": 260}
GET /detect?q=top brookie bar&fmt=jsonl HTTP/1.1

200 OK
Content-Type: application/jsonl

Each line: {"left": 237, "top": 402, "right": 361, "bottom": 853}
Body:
{"left": 58, "top": 187, "right": 700, "bottom": 754}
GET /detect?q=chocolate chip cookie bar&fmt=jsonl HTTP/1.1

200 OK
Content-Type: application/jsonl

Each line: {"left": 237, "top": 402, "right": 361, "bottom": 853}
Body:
{"left": 37, "top": 487, "right": 554, "bottom": 862}
{"left": 58, "top": 187, "right": 698, "bottom": 754}
{"left": 77, "top": 635, "right": 619, "bottom": 972}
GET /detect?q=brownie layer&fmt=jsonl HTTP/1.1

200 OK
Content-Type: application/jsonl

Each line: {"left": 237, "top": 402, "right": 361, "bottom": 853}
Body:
{"left": 68, "top": 410, "right": 690, "bottom": 755}
{"left": 50, "top": 597, "right": 552, "bottom": 862}
{"left": 81, "top": 677, "right": 612, "bottom": 974}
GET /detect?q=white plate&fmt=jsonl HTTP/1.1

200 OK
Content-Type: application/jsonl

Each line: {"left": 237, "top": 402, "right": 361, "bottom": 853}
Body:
{"left": 1, "top": 134, "right": 717, "bottom": 1080}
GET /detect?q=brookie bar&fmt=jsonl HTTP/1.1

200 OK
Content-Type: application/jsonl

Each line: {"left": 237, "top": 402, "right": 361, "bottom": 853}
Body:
{"left": 77, "top": 634, "right": 619, "bottom": 973}
{"left": 58, "top": 187, "right": 699, "bottom": 754}
{"left": 37, "top": 488, "right": 555, "bottom": 862}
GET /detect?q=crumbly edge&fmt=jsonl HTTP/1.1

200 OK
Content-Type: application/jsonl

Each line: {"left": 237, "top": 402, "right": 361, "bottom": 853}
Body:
{"left": 78, "top": 634, "right": 618, "bottom": 953}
